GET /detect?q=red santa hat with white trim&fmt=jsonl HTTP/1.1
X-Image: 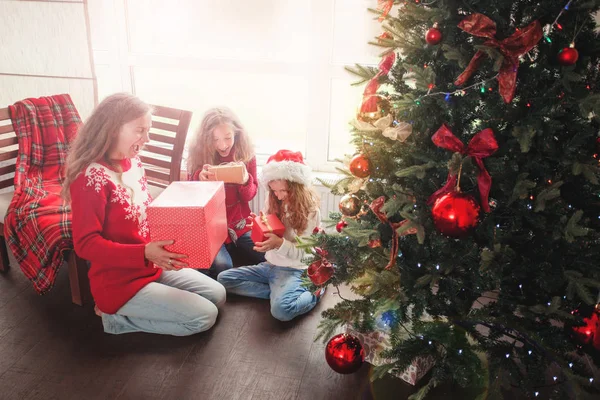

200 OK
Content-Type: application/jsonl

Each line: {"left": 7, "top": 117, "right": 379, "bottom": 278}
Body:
{"left": 259, "top": 149, "right": 312, "bottom": 187}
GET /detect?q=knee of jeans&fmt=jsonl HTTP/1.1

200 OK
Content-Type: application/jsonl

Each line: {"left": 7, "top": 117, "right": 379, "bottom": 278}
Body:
{"left": 184, "top": 303, "right": 219, "bottom": 335}
{"left": 270, "top": 301, "right": 294, "bottom": 322}
{"left": 213, "top": 283, "right": 227, "bottom": 308}
{"left": 216, "top": 270, "right": 233, "bottom": 286}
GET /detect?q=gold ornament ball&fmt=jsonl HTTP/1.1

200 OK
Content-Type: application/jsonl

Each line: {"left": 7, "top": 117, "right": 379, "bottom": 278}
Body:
{"left": 357, "top": 97, "right": 391, "bottom": 123}
{"left": 339, "top": 194, "right": 361, "bottom": 217}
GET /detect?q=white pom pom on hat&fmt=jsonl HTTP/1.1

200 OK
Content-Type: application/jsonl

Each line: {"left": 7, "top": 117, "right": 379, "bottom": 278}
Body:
{"left": 259, "top": 149, "right": 312, "bottom": 187}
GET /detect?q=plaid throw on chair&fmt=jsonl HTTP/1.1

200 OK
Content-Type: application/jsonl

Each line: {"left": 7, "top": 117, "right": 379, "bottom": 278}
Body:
{"left": 4, "top": 94, "right": 81, "bottom": 294}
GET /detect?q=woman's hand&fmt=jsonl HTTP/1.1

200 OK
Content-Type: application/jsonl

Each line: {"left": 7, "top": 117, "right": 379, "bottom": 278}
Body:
{"left": 198, "top": 164, "right": 216, "bottom": 181}
{"left": 253, "top": 233, "right": 283, "bottom": 252}
{"left": 145, "top": 240, "right": 188, "bottom": 271}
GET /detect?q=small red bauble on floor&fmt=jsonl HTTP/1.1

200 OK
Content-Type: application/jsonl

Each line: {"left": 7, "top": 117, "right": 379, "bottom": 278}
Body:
{"left": 349, "top": 154, "right": 372, "bottom": 178}
{"left": 336, "top": 220, "right": 348, "bottom": 233}
{"left": 431, "top": 191, "right": 481, "bottom": 237}
{"left": 325, "top": 333, "right": 365, "bottom": 374}
{"left": 425, "top": 26, "right": 443, "bottom": 45}
{"left": 557, "top": 45, "right": 579, "bottom": 66}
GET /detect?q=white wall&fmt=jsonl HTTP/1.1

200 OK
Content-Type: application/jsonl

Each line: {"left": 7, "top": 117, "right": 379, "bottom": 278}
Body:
{"left": 0, "top": 0, "right": 96, "bottom": 118}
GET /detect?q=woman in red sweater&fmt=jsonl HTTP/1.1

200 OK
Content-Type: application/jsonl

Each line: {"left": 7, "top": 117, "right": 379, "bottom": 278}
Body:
{"left": 62, "top": 93, "right": 226, "bottom": 336}
{"left": 187, "top": 107, "right": 265, "bottom": 278}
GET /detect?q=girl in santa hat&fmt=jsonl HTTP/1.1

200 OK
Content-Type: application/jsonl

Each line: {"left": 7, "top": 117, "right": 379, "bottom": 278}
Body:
{"left": 187, "top": 107, "right": 265, "bottom": 279}
{"left": 217, "top": 150, "right": 325, "bottom": 321}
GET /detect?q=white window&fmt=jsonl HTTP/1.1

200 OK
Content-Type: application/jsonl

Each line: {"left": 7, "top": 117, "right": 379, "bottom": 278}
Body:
{"left": 87, "top": 0, "right": 382, "bottom": 172}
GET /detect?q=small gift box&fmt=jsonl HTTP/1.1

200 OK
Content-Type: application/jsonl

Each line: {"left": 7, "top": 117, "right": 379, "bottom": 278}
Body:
{"left": 250, "top": 212, "right": 286, "bottom": 243}
{"left": 345, "top": 325, "right": 435, "bottom": 385}
{"left": 147, "top": 181, "right": 227, "bottom": 269}
{"left": 207, "top": 163, "right": 245, "bottom": 184}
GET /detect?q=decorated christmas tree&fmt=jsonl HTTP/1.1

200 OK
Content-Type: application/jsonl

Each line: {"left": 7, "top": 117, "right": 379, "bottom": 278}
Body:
{"left": 304, "top": 0, "right": 600, "bottom": 398}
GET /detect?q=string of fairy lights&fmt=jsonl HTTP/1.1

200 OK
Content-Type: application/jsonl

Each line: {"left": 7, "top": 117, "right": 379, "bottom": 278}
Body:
{"left": 357, "top": 0, "right": 599, "bottom": 392}
{"left": 377, "top": 0, "right": 591, "bottom": 104}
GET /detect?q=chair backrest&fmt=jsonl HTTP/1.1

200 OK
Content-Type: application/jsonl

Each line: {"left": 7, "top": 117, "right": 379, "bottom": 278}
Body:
{"left": 0, "top": 108, "right": 18, "bottom": 191}
{"left": 140, "top": 105, "right": 192, "bottom": 188}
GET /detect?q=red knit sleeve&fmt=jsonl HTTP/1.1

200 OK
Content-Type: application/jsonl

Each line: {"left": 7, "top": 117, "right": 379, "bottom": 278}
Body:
{"left": 238, "top": 156, "right": 258, "bottom": 202}
{"left": 190, "top": 168, "right": 201, "bottom": 181}
{"left": 70, "top": 173, "right": 146, "bottom": 267}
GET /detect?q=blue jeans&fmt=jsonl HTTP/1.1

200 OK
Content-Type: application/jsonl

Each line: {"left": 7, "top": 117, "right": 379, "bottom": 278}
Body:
{"left": 208, "top": 231, "right": 266, "bottom": 278}
{"left": 217, "top": 262, "right": 318, "bottom": 321}
{"left": 101, "top": 269, "right": 226, "bottom": 336}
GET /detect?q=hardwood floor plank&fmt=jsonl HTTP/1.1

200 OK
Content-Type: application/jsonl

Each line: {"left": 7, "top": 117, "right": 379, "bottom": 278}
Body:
{"left": 0, "top": 371, "right": 44, "bottom": 400}
{"left": 0, "top": 266, "right": 478, "bottom": 400}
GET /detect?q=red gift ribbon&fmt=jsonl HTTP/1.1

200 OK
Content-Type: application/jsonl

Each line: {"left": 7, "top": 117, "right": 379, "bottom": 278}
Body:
{"left": 454, "top": 13, "right": 542, "bottom": 103}
{"left": 427, "top": 124, "right": 498, "bottom": 212}
{"left": 377, "top": 0, "right": 393, "bottom": 22}
{"left": 370, "top": 196, "right": 417, "bottom": 271}
{"left": 360, "top": 52, "right": 396, "bottom": 114}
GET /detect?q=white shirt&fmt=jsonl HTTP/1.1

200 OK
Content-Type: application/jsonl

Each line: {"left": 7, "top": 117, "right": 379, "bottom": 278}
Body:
{"left": 263, "top": 204, "right": 321, "bottom": 269}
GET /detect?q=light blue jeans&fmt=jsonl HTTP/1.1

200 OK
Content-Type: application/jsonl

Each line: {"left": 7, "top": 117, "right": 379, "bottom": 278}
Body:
{"left": 208, "top": 231, "right": 266, "bottom": 279}
{"left": 101, "top": 269, "right": 226, "bottom": 336}
{"left": 217, "top": 262, "right": 317, "bottom": 321}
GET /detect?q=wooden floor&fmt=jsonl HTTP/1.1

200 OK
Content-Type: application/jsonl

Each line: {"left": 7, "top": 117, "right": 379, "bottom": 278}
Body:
{"left": 0, "top": 256, "right": 473, "bottom": 400}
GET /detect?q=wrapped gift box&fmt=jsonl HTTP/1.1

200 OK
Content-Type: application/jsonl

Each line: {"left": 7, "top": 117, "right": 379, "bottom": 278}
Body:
{"left": 250, "top": 212, "right": 286, "bottom": 243}
{"left": 345, "top": 325, "right": 435, "bottom": 385}
{"left": 147, "top": 181, "right": 227, "bottom": 269}
{"left": 208, "top": 163, "right": 245, "bottom": 184}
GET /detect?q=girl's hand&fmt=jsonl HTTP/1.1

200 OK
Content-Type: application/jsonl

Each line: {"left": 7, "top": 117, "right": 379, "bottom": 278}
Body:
{"left": 198, "top": 164, "right": 216, "bottom": 181}
{"left": 145, "top": 240, "right": 188, "bottom": 270}
{"left": 253, "top": 233, "right": 283, "bottom": 252}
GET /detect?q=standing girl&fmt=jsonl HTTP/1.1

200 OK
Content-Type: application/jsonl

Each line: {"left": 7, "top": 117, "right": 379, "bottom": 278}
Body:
{"left": 217, "top": 150, "right": 324, "bottom": 321}
{"left": 187, "top": 107, "right": 264, "bottom": 278}
{"left": 63, "top": 93, "right": 226, "bottom": 336}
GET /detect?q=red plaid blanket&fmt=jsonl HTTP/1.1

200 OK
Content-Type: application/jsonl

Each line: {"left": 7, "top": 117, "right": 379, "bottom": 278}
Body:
{"left": 4, "top": 94, "right": 81, "bottom": 294}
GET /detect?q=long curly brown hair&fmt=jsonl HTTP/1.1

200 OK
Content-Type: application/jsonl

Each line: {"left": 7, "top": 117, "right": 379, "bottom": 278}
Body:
{"left": 266, "top": 180, "right": 319, "bottom": 235}
{"left": 186, "top": 107, "right": 254, "bottom": 176}
{"left": 61, "top": 93, "right": 152, "bottom": 202}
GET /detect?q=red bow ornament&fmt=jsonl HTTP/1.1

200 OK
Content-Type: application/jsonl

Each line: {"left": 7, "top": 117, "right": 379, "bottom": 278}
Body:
{"left": 377, "top": 0, "right": 394, "bottom": 22}
{"left": 427, "top": 125, "right": 498, "bottom": 212}
{"left": 454, "top": 14, "right": 542, "bottom": 103}
{"left": 360, "top": 52, "right": 396, "bottom": 114}
{"left": 370, "top": 196, "right": 417, "bottom": 270}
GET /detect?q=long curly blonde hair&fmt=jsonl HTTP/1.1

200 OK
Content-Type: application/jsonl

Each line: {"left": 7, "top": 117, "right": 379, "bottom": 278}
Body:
{"left": 186, "top": 107, "right": 254, "bottom": 176}
{"left": 266, "top": 181, "right": 319, "bottom": 235}
{"left": 62, "top": 93, "right": 152, "bottom": 202}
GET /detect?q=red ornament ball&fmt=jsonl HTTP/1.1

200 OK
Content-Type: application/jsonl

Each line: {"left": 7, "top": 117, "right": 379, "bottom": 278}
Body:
{"left": 425, "top": 28, "right": 443, "bottom": 45}
{"left": 336, "top": 220, "right": 348, "bottom": 233}
{"left": 431, "top": 192, "right": 481, "bottom": 237}
{"left": 307, "top": 259, "right": 334, "bottom": 286}
{"left": 557, "top": 47, "right": 579, "bottom": 66}
{"left": 349, "top": 154, "right": 372, "bottom": 178}
{"left": 325, "top": 333, "right": 365, "bottom": 374}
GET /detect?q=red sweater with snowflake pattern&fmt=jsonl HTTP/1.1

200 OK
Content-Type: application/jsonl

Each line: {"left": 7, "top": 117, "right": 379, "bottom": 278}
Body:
{"left": 70, "top": 157, "right": 160, "bottom": 314}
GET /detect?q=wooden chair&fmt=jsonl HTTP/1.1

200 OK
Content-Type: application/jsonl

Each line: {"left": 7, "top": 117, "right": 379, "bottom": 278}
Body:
{"left": 141, "top": 105, "right": 192, "bottom": 189}
{"left": 0, "top": 107, "right": 90, "bottom": 306}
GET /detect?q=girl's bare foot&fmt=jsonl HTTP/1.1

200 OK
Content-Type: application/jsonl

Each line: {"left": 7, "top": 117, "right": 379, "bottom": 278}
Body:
{"left": 94, "top": 305, "right": 102, "bottom": 317}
